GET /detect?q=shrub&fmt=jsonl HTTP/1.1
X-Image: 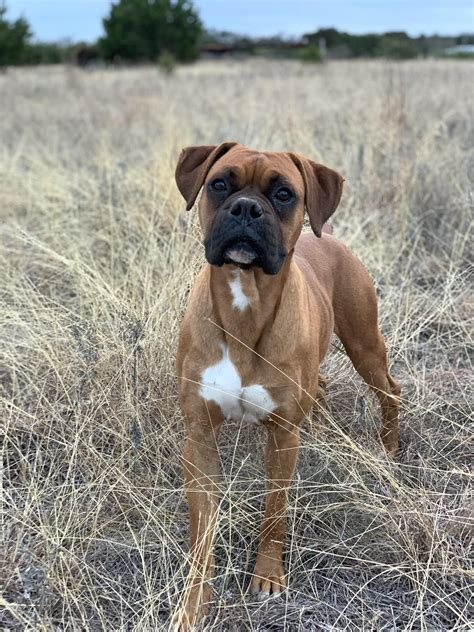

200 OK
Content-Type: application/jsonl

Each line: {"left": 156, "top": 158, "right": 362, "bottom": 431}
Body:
{"left": 297, "top": 44, "right": 322, "bottom": 63}
{"left": 157, "top": 49, "right": 176, "bottom": 75}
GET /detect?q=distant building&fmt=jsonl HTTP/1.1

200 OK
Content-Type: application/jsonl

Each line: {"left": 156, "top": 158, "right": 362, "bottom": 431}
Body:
{"left": 445, "top": 44, "right": 474, "bottom": 55}
{"left": 200, "top": 43, "right": 236, "bottom": 57}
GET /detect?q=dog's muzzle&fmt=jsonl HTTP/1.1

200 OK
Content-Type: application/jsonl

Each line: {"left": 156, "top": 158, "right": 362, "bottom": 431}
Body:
{"left": 204, "top": 196, "right": 287, "bottom": 275}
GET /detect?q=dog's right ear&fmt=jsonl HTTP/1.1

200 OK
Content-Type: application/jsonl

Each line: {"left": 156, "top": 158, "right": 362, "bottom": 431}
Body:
{"left": 175, "top": 142, "right": 238, "bottom": 210}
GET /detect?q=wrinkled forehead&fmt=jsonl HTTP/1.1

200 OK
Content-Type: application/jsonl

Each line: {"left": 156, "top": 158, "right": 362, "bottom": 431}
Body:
{"left": 208, "top": 148, "right": 304, "bottom": 192}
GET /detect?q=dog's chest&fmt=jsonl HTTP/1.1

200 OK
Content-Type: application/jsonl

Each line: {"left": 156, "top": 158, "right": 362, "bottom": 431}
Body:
{"left": 200, "top": 345, "right": 276, "bottom": 423}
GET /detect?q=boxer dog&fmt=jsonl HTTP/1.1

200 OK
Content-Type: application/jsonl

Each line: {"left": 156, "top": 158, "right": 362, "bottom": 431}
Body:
{"left": 173, "top": 142, "right": 400, "bottom": 629}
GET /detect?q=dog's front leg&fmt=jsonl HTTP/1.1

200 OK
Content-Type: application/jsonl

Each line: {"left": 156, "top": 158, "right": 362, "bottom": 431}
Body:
{"left": 174, "top": 414, "right": 222, "bottom": 631}
{"left": 251, "top": 420, "right": 300, "bottom": 595}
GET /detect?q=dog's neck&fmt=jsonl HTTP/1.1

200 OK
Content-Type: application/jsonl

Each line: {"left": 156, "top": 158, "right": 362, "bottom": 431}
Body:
{"left": 208, "top": 253, "right": 294, "bottom": 348}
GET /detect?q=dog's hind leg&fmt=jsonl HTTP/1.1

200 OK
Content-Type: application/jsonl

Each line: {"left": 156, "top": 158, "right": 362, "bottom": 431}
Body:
{"left": 334, "top": 281, "right": 400, "bottom": 456}
{"left": 342, "top": 333, "right": 400, "bottom": 455}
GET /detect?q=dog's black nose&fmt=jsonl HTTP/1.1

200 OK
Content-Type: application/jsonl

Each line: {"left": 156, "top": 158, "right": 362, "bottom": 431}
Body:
{"left": 229, "top": 197, "right": 263, "bottom": 221}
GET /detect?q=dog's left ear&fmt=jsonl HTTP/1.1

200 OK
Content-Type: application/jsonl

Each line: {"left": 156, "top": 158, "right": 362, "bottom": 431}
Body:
{"left": 175, "top": 142, "right": 238, "bottom": 210}
{"left": 290, "top": 153, "right": 344, "bottom": 237}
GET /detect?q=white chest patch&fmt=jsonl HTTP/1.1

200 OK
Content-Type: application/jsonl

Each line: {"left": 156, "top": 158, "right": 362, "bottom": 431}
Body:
{"left": 200, "top": 345, "right": 276, "bottom": 423}
{"left": 228, "top": 270, "right": 251, "bottom": 310}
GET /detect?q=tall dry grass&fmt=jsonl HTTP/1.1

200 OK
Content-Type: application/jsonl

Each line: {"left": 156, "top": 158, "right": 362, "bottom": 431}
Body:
{"left": 1, "top": 59, "right": 473, "bottom": 630}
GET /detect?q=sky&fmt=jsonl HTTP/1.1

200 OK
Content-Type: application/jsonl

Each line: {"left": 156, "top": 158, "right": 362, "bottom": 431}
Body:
{"left": 4, "top": 0, "right": 474, "bottom": 43}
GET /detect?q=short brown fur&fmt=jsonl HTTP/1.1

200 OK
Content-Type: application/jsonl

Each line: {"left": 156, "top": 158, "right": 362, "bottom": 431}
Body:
{"left": 173, "top": 143, "right": 400, "bottom": 630}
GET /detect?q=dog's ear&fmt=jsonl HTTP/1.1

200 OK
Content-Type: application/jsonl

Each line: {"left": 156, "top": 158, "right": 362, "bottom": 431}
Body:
{"left": 175, "top": 142, "right": 238, "bottom": 210}
{"left": 290, "top": 153, "right": 344, "bottom": 237}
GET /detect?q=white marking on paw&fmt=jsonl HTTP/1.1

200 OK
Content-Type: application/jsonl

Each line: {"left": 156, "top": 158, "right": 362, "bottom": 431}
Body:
{"left": 200, "top": 345, "right": 276, "bottom": 422}
{"left": 228, "top": 270, "right": 250, "bottom": 310}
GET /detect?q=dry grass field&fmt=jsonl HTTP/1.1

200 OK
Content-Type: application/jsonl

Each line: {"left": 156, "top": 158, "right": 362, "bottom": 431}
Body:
{"left": 1, "top": 59, "right": 473, "bottom": 630}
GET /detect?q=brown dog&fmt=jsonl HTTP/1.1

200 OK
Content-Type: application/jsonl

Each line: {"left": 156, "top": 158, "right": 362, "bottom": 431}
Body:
{"left": 173, "top": 142, "right": 400, "bottom": 629}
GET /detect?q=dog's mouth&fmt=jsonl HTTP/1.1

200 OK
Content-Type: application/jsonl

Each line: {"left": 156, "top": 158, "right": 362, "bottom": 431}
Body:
{"left": 205, "top": 225, "right": 287, "bottom": 275}
{"left": 223, "top": 240, "right": 258, "bottom": 266}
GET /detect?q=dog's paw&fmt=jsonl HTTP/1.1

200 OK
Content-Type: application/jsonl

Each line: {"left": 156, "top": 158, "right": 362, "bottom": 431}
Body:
{"left": 250, "top": 559, "right": 286, "bottom": 596}
{"left": 171, "top": 582, "right": 212, "bottom": 631}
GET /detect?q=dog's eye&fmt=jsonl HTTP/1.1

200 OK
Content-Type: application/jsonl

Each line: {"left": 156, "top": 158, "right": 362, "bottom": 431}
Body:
{"left": 275, "top": 187, "right": 293, "bottom": 203}
{"left": 210, "top": 179, "right": 226, "bottom": 192}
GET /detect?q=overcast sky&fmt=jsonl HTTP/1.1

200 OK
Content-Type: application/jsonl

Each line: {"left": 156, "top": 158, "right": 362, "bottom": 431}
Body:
{"left": 5, "top": 0, "right": 474, "bottom": 42}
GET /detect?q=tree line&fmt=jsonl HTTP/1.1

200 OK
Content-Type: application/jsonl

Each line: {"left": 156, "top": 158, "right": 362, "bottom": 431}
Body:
{"left": 1, "top": 0, "right": 473, "bottom": 67}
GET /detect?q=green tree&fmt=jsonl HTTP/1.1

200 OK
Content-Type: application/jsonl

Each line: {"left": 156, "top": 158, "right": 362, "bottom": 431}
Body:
{"left": 99, "top": 0, "right": 202, "bottom": 63}
{"left": 347, "top": 34, "right": 381, "bottom": 57}
{"left": 22, "top": 42, "right": 70, "bottom": 65}
{"left": 456, "top": 33, "right": 474, "bottom": 45}
{"left": 305, "top": 28, "right": 345, "bottom": 49}
{"left": 377, "top": 32, "right": 419, "bottom": 59}
{"left": 0, "top": 4, "right": 31, "bottom": 66}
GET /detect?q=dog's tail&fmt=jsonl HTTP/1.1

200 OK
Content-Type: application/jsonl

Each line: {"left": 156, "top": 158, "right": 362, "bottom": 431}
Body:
{"left": 322, "top": 223, "right": 333, "bottom": 235}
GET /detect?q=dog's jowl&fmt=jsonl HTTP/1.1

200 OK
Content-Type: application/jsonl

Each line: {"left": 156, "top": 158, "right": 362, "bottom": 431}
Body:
{"left": 172, "top": 143, "right": 401, "bottom": 630}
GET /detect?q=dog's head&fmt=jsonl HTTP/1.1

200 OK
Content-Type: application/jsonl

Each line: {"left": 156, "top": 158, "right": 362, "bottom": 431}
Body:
{"left": 175, "top": 142, "right": 344, "bottom": 275}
